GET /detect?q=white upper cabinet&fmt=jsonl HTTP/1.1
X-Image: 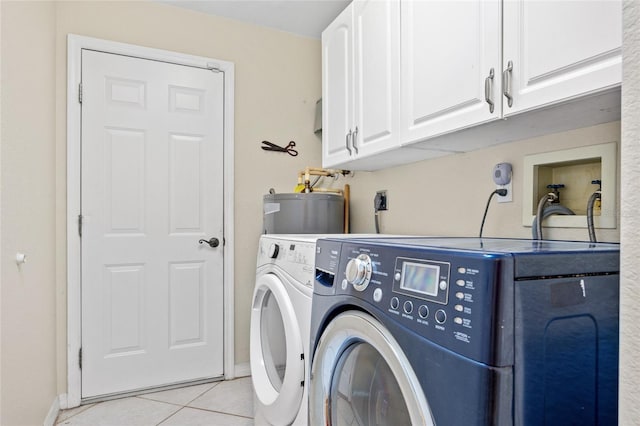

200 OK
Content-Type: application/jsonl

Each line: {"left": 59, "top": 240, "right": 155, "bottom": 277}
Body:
{"left": 322, "top": 0, "right": 401, "bottom": 169}
{"left": 321, "top": 0, "right": 622, "bottom": 170}
{"left": 400, "top": 0, "right": 502, "bottom": 143}
{"left": 322, "top": 5, "right": 353, "bottom": 167}
{"left": 502, "top": 0, "right": 622, "bottom": 116}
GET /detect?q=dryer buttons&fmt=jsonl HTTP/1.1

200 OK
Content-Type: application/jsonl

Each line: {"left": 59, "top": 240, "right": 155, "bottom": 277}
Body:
{"left": 403, "top": 301, "right": 414, "bottom": 314}
{"left": 435, "top": 310, "right": 447, "bottom": 324}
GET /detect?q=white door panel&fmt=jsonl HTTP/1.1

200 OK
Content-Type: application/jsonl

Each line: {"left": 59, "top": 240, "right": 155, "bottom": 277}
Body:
{"left": 81, "top": 50, "right": 224, "bottom": 398}
{"left": 401, "top": 0, "right": 501, "bottom": 144}
{"left": 322, "top": 7, "right": 354, "bottom": 167}
{"left": 503, "top": 0, "right": 622, "bottom": 115}
{"left": 353, "top": 0, "right": 399, "bottom": 155}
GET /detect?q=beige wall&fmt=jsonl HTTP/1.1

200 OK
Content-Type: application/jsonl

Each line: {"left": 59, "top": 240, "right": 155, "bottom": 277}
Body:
{"left": 2, "top": 0, "right": 324, "bottom": 421}
{"left": 1, "top": 0, "right": 637, "bottom": 424}
{"left": 348, "top": 122, "right": 621, "bottom": 243}
{"left": 1, "top": 2, "right": 58, "bottom": 425}
{"left": 53, "top": 0, "right": 323, "bottom": 388}
{"left": 620, "top": 1, "right": 640, "bottom": 422}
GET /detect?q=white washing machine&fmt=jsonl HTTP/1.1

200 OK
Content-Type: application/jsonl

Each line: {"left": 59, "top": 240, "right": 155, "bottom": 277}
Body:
{"left": 251, "top": 234, "right": 383, "bottom": 425}
{"left": 250, "top": 234, "right": 317, "bottom": 426}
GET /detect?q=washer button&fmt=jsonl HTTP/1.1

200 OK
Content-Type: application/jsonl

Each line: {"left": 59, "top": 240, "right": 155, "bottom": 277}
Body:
{"left": 454, "top": 304, "right": 464, "bottom": 312}
{"left": 390, "top": 297, "right": 400, "bottom": 310}
{"left": 455, "top": 292, "right": 465, "bottom": 300}
{"left": 458, "top": 267, "right": 466, "bottom": 274}
{"left": 403, "top": 301, "right": 413, "bottom": 314}
{"left": 456, "top": 279, "right": 465, "bottom": 287}
{"left": 454, "top": 317, "right": 463, "bottom": 325}
{"left": 373, "top": 288, "right": 383, "bottom": 303}
{"left": 341, "top": 279, "right": 348, "bottom": 290}
{"left": 418, "top": 305, "right": 429, "bottom": 318}
{"left": 435, "top": 310, "right": 447, "bottom": 324}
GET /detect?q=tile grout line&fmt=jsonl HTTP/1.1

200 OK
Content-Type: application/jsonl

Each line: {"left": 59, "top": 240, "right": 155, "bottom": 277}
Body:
{"left": 136, "top": 381, "right": 220, "bottom": 406}
{"left": 155, "top": 405, "right": 186, "bottom": 426}
{"left": 181, "top": 405, "right": 255, "bottom": 420}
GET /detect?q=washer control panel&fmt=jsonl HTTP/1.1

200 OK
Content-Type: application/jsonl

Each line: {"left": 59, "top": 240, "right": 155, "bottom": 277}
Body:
{"left": 258, "top": 236, "right": 316, "bottom": 287}
{"left": 392, "top": 257, "right": 450, "bottom": 305}
{"left": 345, "top": 254, "right": 373, "bottom": 291}
{"left": 314, "top": 239, "right": 505, "bottom": 364}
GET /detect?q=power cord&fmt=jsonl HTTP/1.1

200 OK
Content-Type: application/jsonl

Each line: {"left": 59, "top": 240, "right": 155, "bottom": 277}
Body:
{"left": 479, "top": 189, "right": 508, "bottom": 238}
{"left": 374, "top": 192, "right": 385, "bottom": 234}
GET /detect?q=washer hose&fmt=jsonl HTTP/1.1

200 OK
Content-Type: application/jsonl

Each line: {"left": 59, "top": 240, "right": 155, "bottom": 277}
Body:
{"left": 533, "top": 192, "right": 578, "bottom": 240}
{"left": 587, "top": 191, "right": 602, "bottom": 243}
{"left": 535, "top": 193, "right": 556, "bottom": 240}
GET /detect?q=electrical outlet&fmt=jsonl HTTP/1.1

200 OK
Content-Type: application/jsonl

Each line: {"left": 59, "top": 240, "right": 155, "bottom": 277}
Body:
{"left": 375, "top": 190, "right": 388, "bottom": 211}
{"left": 497, "top": 182, "right": 512, "bottom": 203}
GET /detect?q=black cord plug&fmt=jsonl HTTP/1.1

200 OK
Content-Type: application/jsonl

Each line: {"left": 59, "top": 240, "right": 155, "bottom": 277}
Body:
{"left": 479, "top": 189, "right": 507, "bottom": 238}
{"left": 374, "top": 193, "right": 384, "bottom": 212}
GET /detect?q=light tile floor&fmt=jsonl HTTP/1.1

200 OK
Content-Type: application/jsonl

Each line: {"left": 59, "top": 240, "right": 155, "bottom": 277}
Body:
{"left": 56, "top": 377, "right": 254, "bottom": 426}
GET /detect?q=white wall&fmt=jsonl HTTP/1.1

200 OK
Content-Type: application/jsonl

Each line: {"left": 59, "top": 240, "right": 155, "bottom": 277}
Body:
{"left": 619, "top": 0, "right": 640, "bottom": 422}
{"left": 1, "top": 2, "right": 58, "bottom": 425}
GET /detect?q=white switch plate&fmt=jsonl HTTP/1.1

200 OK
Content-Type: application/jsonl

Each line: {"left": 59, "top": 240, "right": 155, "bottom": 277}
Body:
{"left": 497, "top": 182, "right": 512, "bottom": 203}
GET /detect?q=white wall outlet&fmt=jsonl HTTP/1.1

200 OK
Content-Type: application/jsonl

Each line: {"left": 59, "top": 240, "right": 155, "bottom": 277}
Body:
{"left": 497, "top": 182, "right": 513, "bottom": 203}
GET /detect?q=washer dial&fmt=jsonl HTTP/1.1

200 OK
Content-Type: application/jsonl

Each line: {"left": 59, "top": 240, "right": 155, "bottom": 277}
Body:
{"left": 345, "top": 254, "right": 373, "bottom": 291}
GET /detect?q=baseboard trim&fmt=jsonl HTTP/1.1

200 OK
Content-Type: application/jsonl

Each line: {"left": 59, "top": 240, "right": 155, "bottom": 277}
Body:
{"left": 234, "top": 362, "right": 251, "bottom": 378}
{"left": 43, "top": 396, "right": 60, "bottom": 426}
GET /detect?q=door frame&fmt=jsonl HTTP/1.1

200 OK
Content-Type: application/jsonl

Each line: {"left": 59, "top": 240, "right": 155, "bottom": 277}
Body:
{"left": 65, "top": 34, "right": 235, "bottom": 408}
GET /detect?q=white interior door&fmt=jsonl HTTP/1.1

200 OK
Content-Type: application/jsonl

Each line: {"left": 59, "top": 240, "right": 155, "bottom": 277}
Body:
{"left": 81, "top": 49, "right": 225, "bottom": 398}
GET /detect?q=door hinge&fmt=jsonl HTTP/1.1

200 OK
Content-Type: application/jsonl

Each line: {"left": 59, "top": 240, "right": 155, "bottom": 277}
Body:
{"left": 78, "top": 83, "right": 83, "bottom": 104}
{"left": 78, "top": 214, "right": 83, "bottom": 238}
{"left": 79, "top": 347, "right": 82, "bottom": 370}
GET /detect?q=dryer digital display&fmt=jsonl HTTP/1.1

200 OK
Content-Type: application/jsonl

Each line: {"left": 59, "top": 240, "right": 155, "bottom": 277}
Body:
{"left": 393, "top": 257, "right": 450, "bottom": 304}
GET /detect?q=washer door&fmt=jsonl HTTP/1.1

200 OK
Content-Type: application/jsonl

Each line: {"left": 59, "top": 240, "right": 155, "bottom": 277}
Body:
{"left": 250, "top": 272, "right": 304, "bottom": 425}
{"left": 310, "top": 311, "right": 434, "bottom": 426}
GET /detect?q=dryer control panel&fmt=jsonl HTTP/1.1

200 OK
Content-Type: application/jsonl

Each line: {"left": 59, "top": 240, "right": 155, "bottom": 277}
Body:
{"left": 315, "top": 239, "right": 511, "bottom": 366}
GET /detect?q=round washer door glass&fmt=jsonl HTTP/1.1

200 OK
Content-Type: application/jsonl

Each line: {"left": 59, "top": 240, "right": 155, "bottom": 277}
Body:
{"left": 260, "top": 290, "right": 286, "bottom": 391}
{"left": 309, "top": 311, "right": 433, "bottom": 426}
{"left": 331, "top": 342, "right": 411, "bottom": 425}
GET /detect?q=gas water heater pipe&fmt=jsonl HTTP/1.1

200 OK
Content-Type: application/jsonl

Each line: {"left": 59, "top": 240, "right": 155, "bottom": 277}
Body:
{"left": 297, "top": 167, "right": 349, "bottom": 193}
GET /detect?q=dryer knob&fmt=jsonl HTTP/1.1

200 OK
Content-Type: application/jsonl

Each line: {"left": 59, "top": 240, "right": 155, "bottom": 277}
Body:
{"left": 345, "top": 254, "right": 372, "bottom": 291}
{"left": 268, "top": 243, "right": 280, "bottom": 259}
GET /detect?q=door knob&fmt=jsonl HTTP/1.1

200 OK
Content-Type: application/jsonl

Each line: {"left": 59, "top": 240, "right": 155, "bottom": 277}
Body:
{"left": 199, "top": 237, "right": 220, "bottom": 248}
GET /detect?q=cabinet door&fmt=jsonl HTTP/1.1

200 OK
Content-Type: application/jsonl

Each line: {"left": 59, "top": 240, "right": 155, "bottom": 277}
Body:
{"left": 352, "top": 0, "right": 400, "bottom": 157}
{"left": 503, "top": 0, "right": 622, "bottom": 116}
{"left": 322, "top": 5, "right": 354, "bottom": 168}
{"left": 400, "top": 0, "right": 501, "bottom": 146}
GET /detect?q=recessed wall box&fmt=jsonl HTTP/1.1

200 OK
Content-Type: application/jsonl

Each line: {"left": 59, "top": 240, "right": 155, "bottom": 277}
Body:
{"left": 522, "top": 143, "right": 617, "bottom": 229}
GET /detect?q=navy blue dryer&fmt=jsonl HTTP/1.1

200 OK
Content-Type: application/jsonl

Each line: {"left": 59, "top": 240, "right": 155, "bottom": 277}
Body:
{"left": 309, "top": 238, "right": 619, "bottom": 426}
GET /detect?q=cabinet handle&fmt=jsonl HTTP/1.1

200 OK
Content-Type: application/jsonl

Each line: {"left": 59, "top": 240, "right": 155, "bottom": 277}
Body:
{"left": 345, "top": 130, "right": 353, "bottom": 155}
{"left": 503, "top": 60, "right": 513, "bottom": 108}
{"left": 484, "top": 68, "right": 495, "bottom": 113}
{"left": 352, "top": 126, "right": 359, "bottom": 154}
